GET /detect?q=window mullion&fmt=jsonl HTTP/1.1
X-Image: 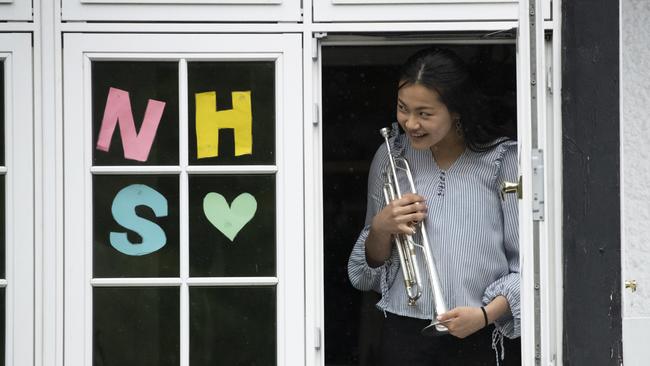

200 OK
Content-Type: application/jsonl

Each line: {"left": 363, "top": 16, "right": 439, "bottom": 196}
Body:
{"left": 179, "top": 58, "right": 190, "bottom": 366}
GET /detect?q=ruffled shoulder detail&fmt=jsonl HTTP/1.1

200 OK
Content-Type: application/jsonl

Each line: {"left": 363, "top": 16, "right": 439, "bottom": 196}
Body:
{"left": 492, "top": 139, "right": 517, "bottom": 178}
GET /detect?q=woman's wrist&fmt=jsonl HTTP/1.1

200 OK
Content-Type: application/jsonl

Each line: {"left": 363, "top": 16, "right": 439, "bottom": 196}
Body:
{"left": 480, "top": 306, "right": 489, "bottom": 328}
{"left": 365, "top": 225, "right": 393, "bottom": 267}
{"left": 484, "top": 295, "right": 510, "bottom": 325}
{"left": 370, "top": 214, "right": 394, "bottom": 238}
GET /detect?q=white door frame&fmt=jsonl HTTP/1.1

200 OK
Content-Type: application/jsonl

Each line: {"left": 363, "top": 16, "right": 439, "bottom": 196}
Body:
{"left": 306, "top": 9, "right": 563, "bottom": 364}
{"left": 517, "top": 0, "right": 564, "bottom": 364}
{"left": 0, "top": 32, "right": 35, "bottom": 366}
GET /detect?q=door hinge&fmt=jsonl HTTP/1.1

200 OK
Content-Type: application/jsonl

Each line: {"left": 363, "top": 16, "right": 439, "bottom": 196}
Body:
{"left": 532, "top": 148, "right": 545, "bottom": 221}
{"left": 313, "top": 103, "right": 320, "bottom": 126}
{"left": 315, "top": 327, "right": 322, "bottom": 350}
{"left": 312, "top": 32, "right": 327, "bottom": 60}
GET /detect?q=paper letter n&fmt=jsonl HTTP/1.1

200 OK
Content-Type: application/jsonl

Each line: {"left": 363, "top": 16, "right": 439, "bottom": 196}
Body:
{"left": 195, "top": 91, "right": 253, "bottom": 159}
{"left": 96, "top": 87, "right": 166, "bottom": 162}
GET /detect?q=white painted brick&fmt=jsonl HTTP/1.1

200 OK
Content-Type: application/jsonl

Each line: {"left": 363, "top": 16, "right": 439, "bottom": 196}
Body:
{"left": 623, "top": 0, "right": 650, "bottom": 317}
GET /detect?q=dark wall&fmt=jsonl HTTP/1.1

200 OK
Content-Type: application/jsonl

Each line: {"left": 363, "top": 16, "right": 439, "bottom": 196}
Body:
{"left": 562, "top": 0, "right": 622, "bottom": 364}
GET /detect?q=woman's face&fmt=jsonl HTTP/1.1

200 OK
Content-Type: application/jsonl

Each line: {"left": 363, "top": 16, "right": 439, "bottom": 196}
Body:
{"left": 396, "top": 82, "right": 460, "bottom": 151}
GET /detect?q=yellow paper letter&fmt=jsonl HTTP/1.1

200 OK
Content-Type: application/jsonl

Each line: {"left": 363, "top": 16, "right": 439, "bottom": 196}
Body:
{"left": 195, "top": 91, "right": 253, "bottom": 159}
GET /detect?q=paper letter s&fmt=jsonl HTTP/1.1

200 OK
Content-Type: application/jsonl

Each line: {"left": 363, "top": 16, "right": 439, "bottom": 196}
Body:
{"left": 110, "top": 184, "right": 168, "bottom": 256}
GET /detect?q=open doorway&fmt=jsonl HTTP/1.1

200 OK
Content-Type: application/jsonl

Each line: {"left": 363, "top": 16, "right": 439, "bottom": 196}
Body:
{"left": 321, "top": 41, "right": 518, "bottom": 365}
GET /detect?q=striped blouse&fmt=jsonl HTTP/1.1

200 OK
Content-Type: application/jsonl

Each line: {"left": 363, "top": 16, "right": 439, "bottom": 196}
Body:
{"left": 348, "top": 127, "right": 520, "bottom": 339}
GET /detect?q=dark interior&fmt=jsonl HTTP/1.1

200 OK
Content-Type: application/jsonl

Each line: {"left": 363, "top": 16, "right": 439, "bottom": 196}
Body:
{"left": 321, "top": 43, "right": 517, "bottom": 365}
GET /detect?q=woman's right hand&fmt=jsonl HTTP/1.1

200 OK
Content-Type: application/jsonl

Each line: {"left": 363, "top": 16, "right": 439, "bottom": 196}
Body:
{"left": 371, "top": 193, "right": 428, "bottom": 236}
{"left": 365, "top": 193, "right": 428, "bottom": 267}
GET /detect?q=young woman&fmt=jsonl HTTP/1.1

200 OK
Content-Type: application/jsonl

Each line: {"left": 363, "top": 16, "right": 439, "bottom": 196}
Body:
{"left": 348, "top": 47, "right": 521, "bottom": 365}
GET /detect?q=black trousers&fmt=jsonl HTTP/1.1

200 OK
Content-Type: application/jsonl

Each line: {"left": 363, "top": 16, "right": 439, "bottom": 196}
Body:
{"left": 379, "top": 312, "right": 521, "bottom": 366}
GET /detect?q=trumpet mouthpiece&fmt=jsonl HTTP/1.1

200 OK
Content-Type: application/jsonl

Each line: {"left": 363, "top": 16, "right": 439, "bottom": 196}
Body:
{"left": 380, "top": 127, "right": 390, "bottom": 138}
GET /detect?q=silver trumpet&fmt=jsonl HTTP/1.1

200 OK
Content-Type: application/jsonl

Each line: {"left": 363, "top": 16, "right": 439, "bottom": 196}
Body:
{"left": 379, "top": 127, "right": 449, "bottom": 336}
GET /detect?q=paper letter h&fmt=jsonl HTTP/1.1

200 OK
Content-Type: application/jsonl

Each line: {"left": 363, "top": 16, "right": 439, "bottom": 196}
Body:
{"left": 195, "top": 91, "right": 253, "bottom": 159}
{"left": 96, "top": 87, "right": 166, "bottom": 162}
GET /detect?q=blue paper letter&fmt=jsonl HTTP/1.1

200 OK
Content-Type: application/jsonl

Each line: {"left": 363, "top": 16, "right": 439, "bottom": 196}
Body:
{"left": 110, "top": 184, "right": 168, "bottom": 256}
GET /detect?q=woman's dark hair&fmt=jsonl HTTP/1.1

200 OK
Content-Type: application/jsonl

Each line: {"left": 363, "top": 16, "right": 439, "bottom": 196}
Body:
{"left": 398, "top": 47, "right": 513, "bottom": 152}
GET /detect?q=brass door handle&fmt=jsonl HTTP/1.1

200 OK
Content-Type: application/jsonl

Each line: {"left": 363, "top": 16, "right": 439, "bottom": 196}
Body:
{"left": 500, "top": 176, "right": 522, "bottom": 200}
{"left": 625, "top": 280, "right": 637, "bottom": 292}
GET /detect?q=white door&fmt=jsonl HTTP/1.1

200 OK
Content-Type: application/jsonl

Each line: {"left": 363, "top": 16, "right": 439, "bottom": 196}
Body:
{"left": 0, "top": 33, "right": 34, "bottom": 366}
{"left": 62, "top": 33, "right": 304, "bottom": 366}
{"left": 621, "top": 1, "right": 650, "bottom": 364}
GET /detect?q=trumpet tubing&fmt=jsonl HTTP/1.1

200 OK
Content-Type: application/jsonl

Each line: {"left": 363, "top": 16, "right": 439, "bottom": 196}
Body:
{"left": 379, "top": 127, "right": 449, "bottom": 336}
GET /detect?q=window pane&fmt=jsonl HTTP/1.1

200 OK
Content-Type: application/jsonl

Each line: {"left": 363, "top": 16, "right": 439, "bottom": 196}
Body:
{"left": 323, "top": 48, "right": 394, "bottom": 365}
{"left": 93, "top": 175, "right": 179, "bottom": 277}
{"left": 190, "top": 287, "right": 275, "bottom": 366}
{"left": 0, "top": 289, "right": 4, "bottom": 366}
{"left": 189, "top": 175, "right": 275, "bottom": 277}
{"left": 0, "top": 177, "right": 4, "bottom": 278}
{"left": 93, "top": 287, "right": 179, "bottom": 366}
{"left": 92, "top": 61, "right": 179, "bottom": 166}
{"left": 0, "top": 62, "right": 4, "bottom": 165}
{"left": 188, "top": 62, "right": 275, "bottom": 165}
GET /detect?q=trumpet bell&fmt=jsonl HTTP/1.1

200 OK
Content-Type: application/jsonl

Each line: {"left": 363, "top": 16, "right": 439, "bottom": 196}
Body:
{"left": 420, "top": 321, "right": 449, "bottom": 337}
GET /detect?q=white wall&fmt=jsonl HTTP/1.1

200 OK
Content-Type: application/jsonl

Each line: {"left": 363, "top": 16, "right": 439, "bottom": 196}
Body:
{"left": 622, "top": 0, "right": 650, "bottom": 316}
{"left": 622, "top": 0, "right": 650, "bottom": 363}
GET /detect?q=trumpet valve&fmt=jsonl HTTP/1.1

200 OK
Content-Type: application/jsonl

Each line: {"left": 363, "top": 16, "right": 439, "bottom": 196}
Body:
{"left": 408, "top": 298, "right": 417, "bottom": 306}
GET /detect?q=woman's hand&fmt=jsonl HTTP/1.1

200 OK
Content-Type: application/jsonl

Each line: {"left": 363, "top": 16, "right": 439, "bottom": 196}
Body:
{"left": 436, "top": 307, "right": 485, "bottom": 339}
{"left": 371, "top": 193, "right": 428, "bottom": 236}
{"left": 364, "top": 193, "right": 427, "bottom": 267}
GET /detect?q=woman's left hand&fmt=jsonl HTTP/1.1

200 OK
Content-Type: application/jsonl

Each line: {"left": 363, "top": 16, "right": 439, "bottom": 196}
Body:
{"left": 436, "top": 307, "right": 486, "bottom": 339}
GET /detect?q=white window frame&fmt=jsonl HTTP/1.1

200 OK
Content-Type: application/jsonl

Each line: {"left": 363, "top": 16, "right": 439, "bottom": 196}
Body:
{"left": 313, "top": 0, "right": 552, "bottom": 22}
{"left": 516, "top": 0, "right": 563, "bottom": 364}
{"left": 0, "top": 33, "right": 35, "bottom": 366}
{"left": 306, "top": 19, "right": 561, "bottom": 366}
{"left": 0, "top": 1, "right": 32, "bottom": 21}
{"left": 62, "top": 33, "right": 304, "bottom": 366}
{"left": 61, "top": 0, "right": 301, "bottom": 22}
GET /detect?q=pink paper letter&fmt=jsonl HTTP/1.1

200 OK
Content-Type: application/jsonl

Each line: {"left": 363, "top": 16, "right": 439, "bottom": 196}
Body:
{"left": 96, "top": 87, "right": 166, "bottom": 162}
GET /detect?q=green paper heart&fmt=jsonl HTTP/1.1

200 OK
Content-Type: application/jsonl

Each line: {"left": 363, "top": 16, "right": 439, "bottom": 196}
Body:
{"left": 203, "top": 192, "right": 257, "bottom": 242}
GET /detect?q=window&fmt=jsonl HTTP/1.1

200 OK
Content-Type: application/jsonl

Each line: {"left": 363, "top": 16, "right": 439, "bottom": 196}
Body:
{"left": 63, "top": 33, "right": 303, "bottom": 366}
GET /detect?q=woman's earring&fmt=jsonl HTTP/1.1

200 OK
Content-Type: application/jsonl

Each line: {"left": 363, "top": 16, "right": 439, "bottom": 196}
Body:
{"left": 455, "top": 118, "right": 463, "bottom": 136}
